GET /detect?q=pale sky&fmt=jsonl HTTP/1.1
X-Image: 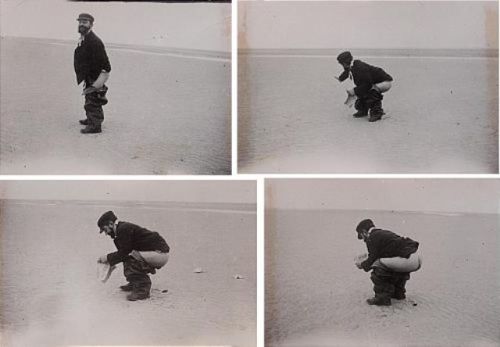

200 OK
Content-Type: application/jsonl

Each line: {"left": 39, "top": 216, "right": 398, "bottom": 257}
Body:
{"left": 0, "top": 0, "right": 231, "bottom": 51}
{"left": 239, "top": 1, "right": 498, "bottom": 49}
{"left": 266, "top": 179, "right": 500, "bottom": 214}
{"left": 0, "top": 181, "right": 256, "bottom": 204}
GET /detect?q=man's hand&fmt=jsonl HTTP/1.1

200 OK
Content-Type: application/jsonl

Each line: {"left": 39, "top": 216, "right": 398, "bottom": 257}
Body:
{"left": 346, "top": 88, "right": 355, "bottom": 96}
{"left": 82, "top": 86, "right": 98, "bottom": 95}
{"left": 334, "top": 76, "right": 340, "bottom": 82}
{"left": 344, "top": 92, "right": 356, "bottom": 108}
{"left": 98, "top": 255, "right": 108, "bottom": 264}
{"left": 91, "top": 71, "right": 110, "bottom": 89}
{"left": 354, "top": 253, "right": 367, "bottom": 269}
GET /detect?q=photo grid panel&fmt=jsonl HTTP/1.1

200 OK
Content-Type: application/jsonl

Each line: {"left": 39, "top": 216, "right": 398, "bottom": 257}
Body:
{"left": 0, "top": 0, "right": 232, "bottom": 175}
{"left": 238, "top": 0, "right": 498, "bottom": 174}
{"left": 265, "top": 178, "right": 500, "bottom": 346}
{"left": 0, "top": 180, "right": 257, "bottom": 347}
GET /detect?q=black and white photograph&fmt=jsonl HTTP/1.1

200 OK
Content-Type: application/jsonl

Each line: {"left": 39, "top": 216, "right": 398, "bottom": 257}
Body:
{"left": 238, "top": 1, "right": 499, "bottom": 173}
{"left": 0, "top": 0, "right": 231, "bottom": 174}
{"left": 265, "top": 178, "right": 500, "bottom": 346}
{"left": 0, "top": 180, "right": 256, "bottom": 347}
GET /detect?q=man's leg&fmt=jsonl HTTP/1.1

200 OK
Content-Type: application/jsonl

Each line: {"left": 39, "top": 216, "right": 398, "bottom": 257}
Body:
{"left": 82, "top": 87, "right": 107, "bottom": 133}
{"left": 368, "top": 267, "right": 394, "bottom": 306}
{"left": 123, "top": 256, "right": 154, "bottom": 301}
{"left": 353, "top": 98, "right": 369, "bottom": 118}
{"left": 392, "top": 272, "right": 410, "bottom": 300}
{"left": 366, "top": 89, "right": 385, "bottom": 122}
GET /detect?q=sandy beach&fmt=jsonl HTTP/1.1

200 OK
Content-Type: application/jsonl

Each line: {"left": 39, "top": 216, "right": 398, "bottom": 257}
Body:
{"left": 239, "top": 52, "right": 498, "bottom": 173}
{"left": 0, "top": 200, "right": 256, "bottom": 347}
{"left": 0, "top": 37, "right": 231, "bottom": 174}
{"left": 265, "top": 209, "right": 500, "bottom": 346}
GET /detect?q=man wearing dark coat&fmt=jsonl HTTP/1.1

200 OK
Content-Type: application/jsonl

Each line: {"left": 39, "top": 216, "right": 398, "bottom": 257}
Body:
{"left": 355, "top": 219, "right": 420, "bottom": 306}
{"left": 74, "top": 13, "right": 111, "bottom": 134}
{"left": 97, "top": 211, "right": 170, "bottom": 301}
{"left": 336, "top": 51, "right": 393, "bottom": 122}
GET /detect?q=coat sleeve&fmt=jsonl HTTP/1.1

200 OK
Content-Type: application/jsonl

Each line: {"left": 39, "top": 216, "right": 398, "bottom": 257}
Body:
{"left": 106, "top": 229, "right": 133, "bottom": 266}
{"left": 360, "top": 239, "right": 380, "bottom": 271}
{"left": 338, "top": 68, "right": 350, "bottom": 82}
{"left": 93, "top": 40, "right": 111, "bottom": 73}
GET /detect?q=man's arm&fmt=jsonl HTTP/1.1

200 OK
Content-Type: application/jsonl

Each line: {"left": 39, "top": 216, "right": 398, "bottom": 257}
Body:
{"left": 360, "top": 238, "right": 380, "bottom": 271}
{"left": 106, "top": 227, "right": 133, "bottom": 266}
{"left": 92, "top": 40, "right": 111, "bottom": 89}
{"left": 337, "top": 69, "right": 350, "bottom": 82}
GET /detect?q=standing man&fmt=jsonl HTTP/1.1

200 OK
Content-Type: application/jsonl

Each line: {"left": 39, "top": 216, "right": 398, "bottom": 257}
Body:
{"left": 97, "top": 211, "right": 170, "bottom": 301}
{"left": 74, "top": 13, "right": 111, "bottom": 134}
{"left": 354, "top": 219, "right": 421, "bottom": 306}
{"left": 336, "top": 51, "right": 393, "bottom": 122}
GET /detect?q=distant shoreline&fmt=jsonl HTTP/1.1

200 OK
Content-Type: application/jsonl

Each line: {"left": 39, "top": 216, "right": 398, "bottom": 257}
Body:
{"left": 0, "top": 35, "right": 230, "bottom": 60}
{"left": 239, "top": 47, "right": 498, "bottom": 58}
{"left": 1, "top": 199, "right": 256, "bottom": 213}
{"left": 266, "top": 208, "right": 498, "bottom": 216}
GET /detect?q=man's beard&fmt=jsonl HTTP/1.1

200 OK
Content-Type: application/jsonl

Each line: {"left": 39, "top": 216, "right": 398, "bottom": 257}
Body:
{"left": 78, "top": 25, "right": 90, "bottom": 35}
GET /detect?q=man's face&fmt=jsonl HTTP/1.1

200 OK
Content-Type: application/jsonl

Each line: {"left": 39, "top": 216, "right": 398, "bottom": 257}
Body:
{"left": 341, "top": 61, "right": 351, "bottom": 70}
{"left": 101, "top": 222, "right": 116, "bottom": 239}
{"left": 358, "top": 229, "right": 368, "bottom": 242}
{"left": 78, "top": 19, "right": 92, "bottom": 35}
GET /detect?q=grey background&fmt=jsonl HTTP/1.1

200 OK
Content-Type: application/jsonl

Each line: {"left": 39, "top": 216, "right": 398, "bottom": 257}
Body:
{"left": 1, "top": 0, "right": 231, "bottom": 51}
{"left": 239, "top": 1, "right": 498, "bottom": 50}
{"left": 266, "top": 179, "right": 500, "bottom": 214}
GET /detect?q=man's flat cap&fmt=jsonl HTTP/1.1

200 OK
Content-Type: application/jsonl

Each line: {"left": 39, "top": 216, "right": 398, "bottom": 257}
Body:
{"left": 98, "top": 211, "right": 117, "bottom": 232}
{"left": 337, "top": 51, "right": 353, "bottom": 65}
{"left": 356, "top": 219, "right": 374, "bottom": 239}
{"left": 77, "top": 13, "right": 94, "bottom": 23}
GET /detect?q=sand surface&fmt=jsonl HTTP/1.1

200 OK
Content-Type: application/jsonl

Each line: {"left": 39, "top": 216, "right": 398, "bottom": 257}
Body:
{"left": 265, "top": 209, "right": 500, "bottom": 346}
{"left": 239, "top": 54, "right": 498, "bottom": 173}
{"left": 0, "top": 38, "right": 231, "bottom": 174}
{"left": 1, "top": 200, "right": 256, "bottom": 347}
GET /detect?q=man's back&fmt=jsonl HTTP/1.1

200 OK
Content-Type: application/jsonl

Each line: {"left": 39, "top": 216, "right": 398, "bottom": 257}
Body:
{"left": 361, "top": 229, "right": 418, "bottom": 271}
{"left": 351, "top": 60, "right": 393, "bottom": 96}
{"left": 108, "top": 222, "right": 169, "bottom": 266}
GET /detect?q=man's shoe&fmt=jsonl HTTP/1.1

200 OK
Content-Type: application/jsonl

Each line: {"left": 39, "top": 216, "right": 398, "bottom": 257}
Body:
{"left": 353, "top": 111, "right": 368, "bottom": 118}
{"left": 126, "top": 292, "right": 150, "bottom": 301}
{"left": 392, "top": 292, "right": 406, "bottom": 300}
{"left": 80, "top": 125, "right": 102, "bottom": 134}
{"left": 369, "top": 111, "right": 385, "bottom": 122}
{"left": 79, "top": 119, "right": 89, "bottom": 125}
{"left": 120, "top": 283, "right": 133, "bottom": 292}
{"left": 366, "top": 297, "right": 391, "bottom": 306}
{"left": 369, "top": 114, "right": 382, "bottom": 122}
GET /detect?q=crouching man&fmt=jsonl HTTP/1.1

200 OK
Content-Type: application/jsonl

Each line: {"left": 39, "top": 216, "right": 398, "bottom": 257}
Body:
{"left": 97, "top": 211, "right": 170, "bottom": 301}
{"left": 336, "top": 51, "right": 393, "bottom": 122}
{"left": 355, "top": 219, "right": 421, "bottom": 306}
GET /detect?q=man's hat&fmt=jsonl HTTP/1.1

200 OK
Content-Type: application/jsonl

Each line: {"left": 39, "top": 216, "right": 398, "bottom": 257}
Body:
{"left": 356, "top": 219, "right": 374, "bottom": 239}
{"left": 98, "top": 211, "right": 117, "bottom": 232}
{"left": 337, "top": 51, "right": 353, "bottom": 65}
{"left": 77, "top": 13, "right": 94, "bottom": 23}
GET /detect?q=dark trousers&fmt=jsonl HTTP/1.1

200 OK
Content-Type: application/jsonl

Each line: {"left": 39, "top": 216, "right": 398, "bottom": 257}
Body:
{"left": 355, "top": 89, "right": 384, "bottom": 116}
{"left": 123, "top": 254, "right": 156, "bottom": 296}
{"left": 83, "top": 85, "right": 108, "bottom": 127}
{"left": 371, "top": 267, "right": 410, "bottom": 300}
